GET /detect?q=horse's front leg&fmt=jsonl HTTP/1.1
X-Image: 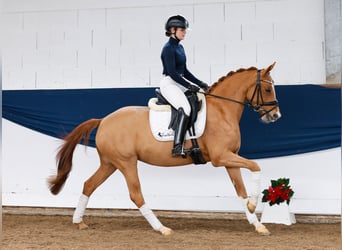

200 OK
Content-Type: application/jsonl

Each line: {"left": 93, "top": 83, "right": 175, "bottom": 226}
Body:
{"left": 225, "top": 167, "right": 270, "bottom": 236}
{"left": 212, "top": 151, "right": 261, "bottom": 210}
{"left": 226, "top": 165, "right": 260, "bottom": 213}
{"left": 211, "top": 151, "right": 270, "bottom": 235}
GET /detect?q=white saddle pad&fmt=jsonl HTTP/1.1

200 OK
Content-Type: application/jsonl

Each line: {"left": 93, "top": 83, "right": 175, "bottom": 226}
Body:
{"left": 148, "top": 93, "right": 206, "bottom": 141}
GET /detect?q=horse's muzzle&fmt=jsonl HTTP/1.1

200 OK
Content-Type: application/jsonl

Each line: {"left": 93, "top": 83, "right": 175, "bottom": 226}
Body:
{"left": 260, "top": 110, "right": 281, "bottom": 123}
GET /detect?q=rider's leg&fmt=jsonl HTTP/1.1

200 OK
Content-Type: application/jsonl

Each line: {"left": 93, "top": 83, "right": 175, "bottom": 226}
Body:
{"left": 160, "top": 76, "right": 191, "bottom": 157}
{"left": 159, "top": 76, "right": 191, "bottom": 115}
{"left": 172, "top": 107, "right": 189, "bottom": 157}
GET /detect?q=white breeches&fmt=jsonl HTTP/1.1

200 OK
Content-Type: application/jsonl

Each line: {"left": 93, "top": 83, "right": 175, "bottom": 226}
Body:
{"left": 160, "top": 76, "right": 191, "bottom": 116}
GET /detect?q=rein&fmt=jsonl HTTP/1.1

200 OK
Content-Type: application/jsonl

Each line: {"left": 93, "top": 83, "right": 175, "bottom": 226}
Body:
{"left": 201, "top": 91, "right": 249, "bottom": 106}
{"left": 201, "top": 70, "right": 279, "bottom": 117}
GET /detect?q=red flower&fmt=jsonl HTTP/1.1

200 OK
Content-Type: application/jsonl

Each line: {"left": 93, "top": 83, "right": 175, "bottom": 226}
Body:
{"left": 262, "top": 178, "right": 294, "bottom": 206}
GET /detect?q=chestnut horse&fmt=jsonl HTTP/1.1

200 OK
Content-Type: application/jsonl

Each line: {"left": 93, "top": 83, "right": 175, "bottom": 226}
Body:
{"left": 48, "top": 62, "right": 281, "bottom": 236}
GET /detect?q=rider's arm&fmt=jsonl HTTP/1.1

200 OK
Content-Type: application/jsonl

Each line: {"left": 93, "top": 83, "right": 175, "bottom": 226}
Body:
{"left": 183, "top": 66, "right": 202, "bottom": 85}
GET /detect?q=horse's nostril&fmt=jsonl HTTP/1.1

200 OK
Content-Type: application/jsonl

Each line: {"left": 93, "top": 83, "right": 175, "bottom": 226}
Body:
{"left": 273, "top": 112, "right": 281, "bottom": 120}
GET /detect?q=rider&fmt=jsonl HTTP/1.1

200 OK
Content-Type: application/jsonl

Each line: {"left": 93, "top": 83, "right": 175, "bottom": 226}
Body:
{"left": 160, "top": 15, "right": 209, "bottom": 157}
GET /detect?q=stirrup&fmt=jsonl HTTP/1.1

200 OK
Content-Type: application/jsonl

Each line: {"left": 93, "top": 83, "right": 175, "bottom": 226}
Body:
{"left": 172, "top": 144, "right": 186, "bottom": 158}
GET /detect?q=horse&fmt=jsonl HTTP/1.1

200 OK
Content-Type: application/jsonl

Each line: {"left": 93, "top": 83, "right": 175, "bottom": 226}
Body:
{"left": 48, "top": 62, "right": 281, "bottom": 236}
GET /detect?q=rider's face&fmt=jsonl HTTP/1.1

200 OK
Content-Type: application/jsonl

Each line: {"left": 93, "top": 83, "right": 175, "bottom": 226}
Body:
{"left": 171, "top": 27, "right": 186, "bottom": 40}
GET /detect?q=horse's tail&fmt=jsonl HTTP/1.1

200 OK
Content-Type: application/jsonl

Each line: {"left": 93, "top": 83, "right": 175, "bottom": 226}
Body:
{"left": 48, "top": 118, "right": 102, "bottom": 195}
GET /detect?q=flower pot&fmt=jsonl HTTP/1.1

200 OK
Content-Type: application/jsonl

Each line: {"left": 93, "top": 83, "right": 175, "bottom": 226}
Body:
{"left": 260, "top": 202, "right": 296, "bottom": 225}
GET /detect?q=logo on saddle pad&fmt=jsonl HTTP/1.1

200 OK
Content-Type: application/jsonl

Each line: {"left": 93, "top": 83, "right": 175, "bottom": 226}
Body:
{"left": 148, "top": 93, "right": 206, "bottom": 142}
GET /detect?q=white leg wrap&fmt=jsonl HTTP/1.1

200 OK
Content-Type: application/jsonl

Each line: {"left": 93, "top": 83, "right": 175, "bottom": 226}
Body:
{"left": 73, "top": 194, "right": 89, "bottom": 224}
{"left": 139, "top": 204, "right": 163, "bottom": 231}
{"left": 249, "top": 171, "right": 261, "bottom": 206}
{"left": 240, "top": 197, "right": 258, "bottom": 225}
{"left": 240, "top": 197, "right": 268, "bottom": 234}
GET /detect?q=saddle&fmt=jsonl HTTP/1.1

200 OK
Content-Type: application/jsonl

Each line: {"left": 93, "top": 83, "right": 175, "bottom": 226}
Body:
{"left": 155, "top": 89, "right": 201, "bottom": 132}
{"left": 149, "top": 89, "right": 207, "bottom": 165}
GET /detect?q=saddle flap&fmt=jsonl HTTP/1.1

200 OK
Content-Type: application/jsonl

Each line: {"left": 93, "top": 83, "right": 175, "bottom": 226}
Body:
{"left": 185, "top": 90, "right": 202, "bottom": 127}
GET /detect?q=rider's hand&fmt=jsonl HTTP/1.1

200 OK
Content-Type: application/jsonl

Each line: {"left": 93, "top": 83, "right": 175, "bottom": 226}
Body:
{"left": 188, "top": 84, "right": 200, "bottom": 93}
{"left": 198, "top": 82, "right": 210, "bottom": 91}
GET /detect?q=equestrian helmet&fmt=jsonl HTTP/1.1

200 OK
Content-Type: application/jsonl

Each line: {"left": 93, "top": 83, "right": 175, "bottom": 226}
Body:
{"left": 165, "top": 15, "right": 189, "bottom": 31}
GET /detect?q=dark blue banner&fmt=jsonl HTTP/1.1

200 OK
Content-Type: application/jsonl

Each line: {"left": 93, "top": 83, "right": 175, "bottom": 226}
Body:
{"left": 3, "top": 85, "right": 341, "bottom": 159}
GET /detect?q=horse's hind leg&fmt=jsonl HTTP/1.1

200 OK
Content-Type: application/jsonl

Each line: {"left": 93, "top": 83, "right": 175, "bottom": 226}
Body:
{"left": 120, "top": 163, "right": 173, "bottom": 236}
{"left": 73, "top": 162, "right": 117, "bottom": 230}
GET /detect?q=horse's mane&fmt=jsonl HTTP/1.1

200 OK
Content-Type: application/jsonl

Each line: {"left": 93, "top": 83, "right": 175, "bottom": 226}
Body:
{"left": 210, "top": 66, "right": 258, "bottom": 89}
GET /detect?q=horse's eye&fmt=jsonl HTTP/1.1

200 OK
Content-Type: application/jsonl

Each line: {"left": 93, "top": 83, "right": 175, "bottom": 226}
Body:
{"left": 265, "top": 88, "right": 271, "bottom": 93}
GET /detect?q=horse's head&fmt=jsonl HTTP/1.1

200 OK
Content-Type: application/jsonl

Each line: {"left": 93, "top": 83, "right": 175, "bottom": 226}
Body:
{"left": 246, "top": 62, "right": 281, "bottom": 123}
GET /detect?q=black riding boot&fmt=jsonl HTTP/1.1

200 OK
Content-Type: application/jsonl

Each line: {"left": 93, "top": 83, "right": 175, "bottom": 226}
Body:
{"left": 172, "top": 108, "right": 189, "bottom": 158}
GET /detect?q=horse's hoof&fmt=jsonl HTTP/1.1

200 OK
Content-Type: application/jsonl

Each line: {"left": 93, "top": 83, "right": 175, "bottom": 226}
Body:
{"left": 247, "top": 201, "right": 256, "bottom": 213}
{"left": 256, "top": 225, "right": 271, "bottom": 236}
{"left": 76, "top": 221, "right": 89, "bottom": 230}
{"left": 159, "top": 226, "right": 173, "bottom": 236}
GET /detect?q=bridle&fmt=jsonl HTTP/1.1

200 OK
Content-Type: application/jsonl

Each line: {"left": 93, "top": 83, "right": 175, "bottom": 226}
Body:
{"left": 202, "top": 70, "right": 279, "bottom": 118}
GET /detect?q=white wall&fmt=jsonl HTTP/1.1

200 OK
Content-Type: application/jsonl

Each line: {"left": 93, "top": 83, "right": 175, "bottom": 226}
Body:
{"left": 2, "top": 119, "right": 341, "bottom": 215}
{"left": 2, "top": 0, "right": 326, "bottom": 89}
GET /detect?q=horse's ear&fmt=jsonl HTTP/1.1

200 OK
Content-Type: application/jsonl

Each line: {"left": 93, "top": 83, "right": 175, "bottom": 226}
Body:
{"left": 263, "top": 62, "right": 276, "bottom": 75}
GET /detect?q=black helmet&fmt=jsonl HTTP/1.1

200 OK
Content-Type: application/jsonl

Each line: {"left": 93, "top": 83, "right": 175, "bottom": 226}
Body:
{"left": 165, "top": 15, "right": 189, "bottom": 31}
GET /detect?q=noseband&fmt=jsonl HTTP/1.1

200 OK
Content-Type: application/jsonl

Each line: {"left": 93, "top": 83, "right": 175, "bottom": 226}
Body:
{"left": 247, "top": 70, "right": 279, "bottom": 117}
{"left": 202, "top": 70, "right": 279, "bottom": 118}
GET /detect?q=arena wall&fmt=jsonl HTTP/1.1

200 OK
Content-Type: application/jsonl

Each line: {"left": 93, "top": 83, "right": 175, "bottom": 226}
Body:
{"left": 3, "top": 119, "right": 340, "bottom": 214}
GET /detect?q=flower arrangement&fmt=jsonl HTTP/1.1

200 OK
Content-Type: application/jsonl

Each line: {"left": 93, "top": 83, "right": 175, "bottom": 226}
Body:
{"left": 262, "top": 178, "right": 294, "bottom": 206}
